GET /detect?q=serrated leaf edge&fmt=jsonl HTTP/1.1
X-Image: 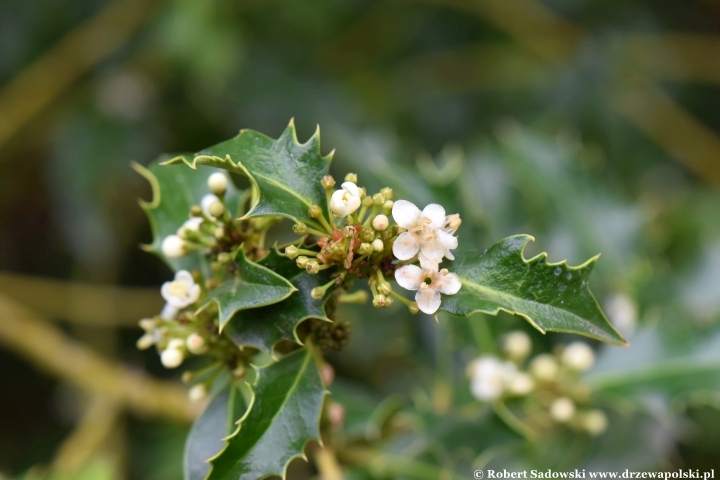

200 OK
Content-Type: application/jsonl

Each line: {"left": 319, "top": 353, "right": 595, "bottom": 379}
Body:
{"left": 443, "top": 234, "right": 627, "bottom": 346}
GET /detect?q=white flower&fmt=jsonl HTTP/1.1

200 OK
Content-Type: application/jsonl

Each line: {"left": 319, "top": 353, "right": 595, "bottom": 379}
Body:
{"left": 506, "top": 372, "right": 535, "bottom": 396}
{"left": 372, "top": 214, "right": 389, "bottom": 231}
{"left": 467, "top": 356, "right": 517, "bottom": 402}
{"left": 179, "top": 217, "right": 203, "bottom": 233}
{"left": 582, "top": 410, "right": 608, "bottom": 435}
{"left": 207, "top": 173, "right": 228, "bottom": 196}
{"left": 161, "top": 235, "right": 187, "bottom": 258}
{"left": 529, "top": 353, "right": 559, "bottom": 381}
{"left": 161, "top": 340, "right": 185, "bottom": 368}
{"left": 330, "top": 182, "right": 362, "bottom": 218}
{"left": 160, "top": 270, "right": 201, "bottom": 319}
{"left": 502, "top": 330, "right": 532, "bottom": 361}
{"left": 188, "top": 384, "right": 208, "bottom": 402}
{"left": 394, "top": 264, "right": 461, "bottom": 314}
{"left": 561, "top": 342, "right": 595, "bottom": 372}
{"left": 391, "top": 200, "right": 458, "bottom": 268}
{"left": 550, "top": 397, "right": 576, "bottom": 422}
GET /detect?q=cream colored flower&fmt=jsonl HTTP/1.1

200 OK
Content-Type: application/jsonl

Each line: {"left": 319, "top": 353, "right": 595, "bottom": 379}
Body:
{"left": 391, "top": 200, "right": 458, "bottom": 269}
{"left": 467, "top": 356, "right": 517, "bottom": 402}
{"left": 394, "top": 264, "right": 461, "bottom": 314}
{"left": 561, "top": 342, "right": 595, "bottom": 372}
{"left": 161, "top": 235, "right": 187, "bottom": 258}
{"left": 330, "top": 182, "right": 362, "bottom": 218}
{"left": 160, "top": 270, "right": 201, "bottom": 319}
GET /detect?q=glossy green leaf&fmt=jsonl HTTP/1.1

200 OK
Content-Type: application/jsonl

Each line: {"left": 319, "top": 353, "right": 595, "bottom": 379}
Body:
{"left": 441, "top": 235, "right": 626, "bottom": 345}
{"left": 207, "top": 249, "right": 297, "bottom": 329}
{"left": 162, "top": 120, "right": 332, "bottom": 226}
{"left": 133, "top": 159, "right": 243, "bottom": 273}
{"left": 184, "top": 383, "right": 248, "bottom": 480}
{"left": 225, "top": 249, "right": 333, "bottom": 353}
{"left": 207, "top": 348, "right": 326, "bottom": 480}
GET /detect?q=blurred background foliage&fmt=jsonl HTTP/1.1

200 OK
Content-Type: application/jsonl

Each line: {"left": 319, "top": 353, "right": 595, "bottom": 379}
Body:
{"left": 1, "top": 0, "right": 720, "bottom": 477}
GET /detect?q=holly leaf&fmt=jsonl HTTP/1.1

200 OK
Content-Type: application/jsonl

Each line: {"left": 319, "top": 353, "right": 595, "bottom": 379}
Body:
{"left": 133, "top": 159, "right": 243, "bottom": 273}
{"left": 207, "top": 249, "right": 297, "bottom": 330}
{"left": 225, "top": 249, "right": 333, "bottom": 353}
{"left": 184, "top": 383, "right": 248, "bottom": 480}
{"left": 162, "top": 120, "right": 332, "bottom": 227}
{"left": 207, "top": 348, "right": 326, "bottom": 480}
{"left": 441, "top": 235, "right": 626, "bottom": 345}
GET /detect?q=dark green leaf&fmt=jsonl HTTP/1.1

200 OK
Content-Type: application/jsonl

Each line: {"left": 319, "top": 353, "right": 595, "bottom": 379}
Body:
{"left": 207, "top": 348, "right": 326, "bottom": 480}
{"left": 208, "top": 249, "right": 297, "bottom": 329}
{"left": 162, "top": 120, "right": 332, "bottom": 226}
{"left": 133, "top": 159, "right": 243, "bottom": 273}
{"left": 184, "top": 383, "right": 248, "bottom": 480}
{"left": 441, "top": 235, "right": 626, "bottom": 345}
{"left": 225, "top": 249, "right": 333, "bottom": 353}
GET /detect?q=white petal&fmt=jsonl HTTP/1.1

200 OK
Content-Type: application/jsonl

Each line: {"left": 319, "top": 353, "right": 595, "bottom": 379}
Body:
{"left": 418, "top": 250, "right": 442, "bottom": 270}
{"left": 392, "top": 200, "right": 421, "bottom": 229}
{"left": 421, "top": 203, "right": 446, "bottom": 229}
{"left": 181, "top": 217, "right": 203, "bottom": 231}
{"left": 175, "top": 270, "right": 194, "bottom": 285}
{"left": 188, "top": 284, "right": 201, "bottom": 304}
{"left": 437, "top": 272, "right": 461, "bottom": 295}
{"left": 415, "top": 288, "right": 441, "bottom": 314}
{"left": 201, "top": 194, "right": 219, "bottom": 217}
{"left": 419, "top": 238, "right": 448, "bottom": 263}
{"left": 392, "top": 232, "right": 420, "bottom": 260}
{"left": 346, "top": 195, "right": 361, "bottom": 215}
{"left": 160, "top": 281, "right": 174, "bottom": 303}
{"left": 394, "top": 265, "right": 424, "bottom": 291}
{"left": 341, "top": 181, "right": 359, "bottom": 196}
{"left": 437, "top": 229, "right": 458, "bottom": 251}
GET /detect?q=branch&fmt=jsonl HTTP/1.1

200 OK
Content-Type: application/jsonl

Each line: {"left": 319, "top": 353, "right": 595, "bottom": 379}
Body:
{"left": 0, "top": 293, "right": 199, "bottom": 423}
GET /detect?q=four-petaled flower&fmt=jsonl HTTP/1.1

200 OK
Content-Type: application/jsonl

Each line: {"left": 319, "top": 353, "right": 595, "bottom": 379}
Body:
{"left": 391, "top": 200, "right": 458, "bottom": 269}
{"left": 394, "top": 264, "right": 461, "bottom": 314}
{"left": 330, "top": 182, "right": 362, "bottom": 218}
{"left": 160, "top": 270, "right": 201, "bottom": 319}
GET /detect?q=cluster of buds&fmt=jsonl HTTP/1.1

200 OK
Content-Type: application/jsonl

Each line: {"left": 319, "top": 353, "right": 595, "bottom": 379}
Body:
{"left": 285, "top": 173, "right": 463, "bottom": 315}
{"left": 467, "top": 331, "right": 608, "bottom": 436}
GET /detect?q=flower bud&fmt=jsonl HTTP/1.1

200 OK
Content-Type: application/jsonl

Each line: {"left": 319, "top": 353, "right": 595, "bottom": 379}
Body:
{"left": 372, "top": 294, "right": 392, "bottom": 308}
{"left": 321, "top": 175, "right": 336, "bottom": 190}
{"left": 293, "top": 223, "right": 307, "bottom": 235}
{"left": 378, "top": 281, "right": 392, "bottom": 296}
{"left": 372, "top": 214, "right": 389, "bottom": 231}
{"left": 139, "top": 318, "right": 156, "bottom": 332}
{"left": 358, "top": 243, "right": 373, "bottom": 255}
{"left": 186, "top": 333, "right": 208, "bottom": 355}
{"left": 311, "top": 287, "right": 325, "bottom": 299}
{"left": 136, "top": 333, "right": 154, "bottom": 350}
{"left": 308, "top": 205, "right": 323, "bottom": 219}
{"left": 188, "top": 384, "right": 208, "bottom": 402}
{"left": 506, "top": 372, "right": 534, "bottom": 396}
{"left": 285, "top": 245, "right": 300, "bottom": 259}
{"left": 372, "top": 193, "right": 385, "bottom": 206}
{"left": 190, "top": 205, "right": 203, "bottom": 217}
{"left": 502, "top": 330, "right": 532, "bottom": 361}
{"left": 208, "top": 200, "right": 225, "bottom": 218}
{"left": 306, "top": 260, "right": 320, "bottom": 274}
{"left": 359, "top": 187, "right": 366, "bottom": 200}
{"left": 561, "top": 342, "right": 595, "bottom": 372}
{"left": 529, "top": 354, "right": 559, "bottom": 381}
{"left": 320, "top": 364, "right": 335, "bottom": 386}
{"left": 331, "top": 242, "right": 346, "bottom": 256}
{"left": 344, "top": 173, "right": 358, "bottom": 183}
{"left": 371, "top": 239, "right": 384, "bottom": 252}
{"left": 328, "top": 402, "right": 345, "bottom": 428}
{"left": 382, "top": 200, "right": 394, "bottom": 213}
{"left": 361, "top": 196, "right": 374, "bottom": 208}
{"left": 343, "top": 225, "right": 357, "bottom": 238}
{"left": 214, "top": 227, "right": 225, "bottom": 240}
{"left": 582, "top": 410, "right": 608, "bottom": 436}
{"left": 161, "top": 347, "right": 184, "bottom": 368}
{"left": 408, "top": 301, "right": 420, "bottom": 314}
{"left": 360, "top": 228, "right": 375, "bottom": 242}
{"left": 296, "top": 256, "right": 310, "bottom": 269}
{"left": 380, "top": 187, "right": 394, "bottom": 199}
{"left": 162, "top": 235, "right": 187, "bottom": 258}
{"left": 207, "top": 173, "right": 228, "bottom": 196}
{"left": 550, "top": 397, "right": 576, "bottom": 423}
{"left": 217, "top": 252, "right": 232, "bottom": 264}
{"left": 181, "top": 371, "right": 193, "bottom": 384}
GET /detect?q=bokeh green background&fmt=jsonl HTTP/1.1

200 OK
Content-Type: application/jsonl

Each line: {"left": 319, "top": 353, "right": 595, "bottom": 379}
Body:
{"left": 1, "top": 0, "right": 720, "bottom": 478}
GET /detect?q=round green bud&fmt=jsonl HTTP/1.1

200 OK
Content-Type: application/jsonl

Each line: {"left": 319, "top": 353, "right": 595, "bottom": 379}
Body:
{"left": 382, "top": 200, "right": 394, "bottom": 213}
{"left": 321, "top": 175, "right": 336, "bottom": 190}
{"left": 285, "top": 245, "right": 300, "bottom": 259}
{"left": 306, "top": 260, "right": 320, "bottom": 274}
{"left": 343, "top": 225, "right": 357, "bottom": 238}
{"left": 408, "top": 301, "right": 420, "bottom": 315}
{"left": 344, "top": 172, "right": 358, "bottom": 183}
{"left": 358, "top": 243, "right": 374, "bottom": 255}
{"left": 371, "top": 238, "right": 384, "bottom": 252}
{"left": 293, "top": 223, "right": 307, "bottom": 235}
{"left": 311, "top": 287, "right": 325, "bottom": 299}
{"left": 372, "top": 193, "right": 385, "bottom": 206}
{"left": 209, "top": 200, "right": 225, "bottom": 218}
{"left": 308, "top": 205, "right": 323, "bottom": 219}
{"left": 380, "top": 187, "right": 394, "bottom": 199}
{"left": 190, "top": 205, "right": 203, "bottom": 217}
{"left": 296, "top": 256, "right": 310, "bottom": 269}
{"left": 361, "top": 196, "right": 374, "bottom": 208}
{"left": 213, "top": 227, "right": 225, "bottom": 240}
{"left": 378, "top": 281, "right": 392, "bottom": 296}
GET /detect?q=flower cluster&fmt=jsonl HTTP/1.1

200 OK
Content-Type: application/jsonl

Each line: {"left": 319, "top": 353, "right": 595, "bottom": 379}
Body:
{"left": 467, "top": 330, "right": 608, "bottom": 436}
{"left": 285, "top": 173, "right": 462, "bottom": 315}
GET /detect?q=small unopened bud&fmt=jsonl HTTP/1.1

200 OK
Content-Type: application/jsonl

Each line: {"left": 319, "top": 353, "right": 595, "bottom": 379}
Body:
{"left": 360, "top": 228, "right": 375, "bottom": 242}
{"left": 139, "top": 318, "right": 156, "bottom": 332}
{"left": 372, "top": 193, "right": 385, "bottom": 206}
{"left": 217, "top": 252, "right": 232, "bottom": 264}
{"left": 311, "top": 287, "right": 325, "bottom": 299}
{"left": 306, "top": 260, "right": 320, "bottom": 274}
{"left": 190, "top": 205, "right": 203, "bottom": 217}
{"left": 502, "top": 330, "right": 532, "bottom": 361}
{"left": 361, "top": 196, "right": 373, "bottom": 208}
{"left": 188, "top": 384, "right": 208, "bottom": 402}
{"left": 371, "top": 238, "right": 384, "bottom": 252}
{"left": 380, "top": 187, "right": 394, "bottom": 199}
{"left": 308, "top": 205, "right": 323, "bottom": 218}
{"left": 358, "top": 243, "right": 373, "bottom": 255}
{"left": 372, "top": 214, "right": 389, "bottom": 231}
{"left": 331, "top": 242, "right": 346, "bottom": 255}
{"left": 408, "top": 301, "right": 420, "bottom": 314}
{"left": 344, "top": 172, "right": 358, "bottom": 183}
{"left": 162, "top": 235, "right": 187, "bottom": 258}
{"left": 582, "top": 410, "right": 608, "bottom": 436}
{"left": 561, "top": 342, "right": 595, "bottom": 372}
{"left": 214, "top": 227, "right": 225, "bottom": 240}
{"left": 378, "top": 281, "right": 392, "bottom": 295}
{"left": 160, "top": 347, "right": 184, "bottom": 369}
{"left": 207, "top": 173, "right": 228, "bottom": 196}
{"left": 372, "top": 294, "right": 392, "bottom": 308}
{"left": 320, "top": 364, "right": 335, "bottom": 386}
{"left": 506, "top": 372, "right": 534, "bottom": 395}
{"left": 209, "top": 200, "right": 225, "bottom": 218}
{"left": 550, "top": 397, "right": 576, "bottom": 423}
{"left": 321, "top": 175, "right": 336, "bottom": 190}
{"left": 181, "top": 372, "right": 193, "bottom": 384}
{"left": 136, "top": 333, "right": 154, "bottom": 350}
{"left": 359, "top": 187, "right": 366, "bottom": 200}
{"left": 446, "top": 213, "right": 462, "bottom": 233}
{"left": 343, "top": 225, "right": 357, "bottom": 238}
{"left": 296, "top": 256, "right": 310, "bottom": 269}
{"left": 328, "top": 402, "right": 346, "bottom": 428}
{"left": 529, "top": 354, "right": 559, "bottom": 381}
{"left": 186, "top": 333, "right": 208, "bottom": 355}
{"left": 293, "top": 223, "right": 307, "bottom": 235}
{"left": 284, "top": 245, "right": 300, "bottom": 259}
{"left": 382, "top": 200, "right": 394, "bottom": 212}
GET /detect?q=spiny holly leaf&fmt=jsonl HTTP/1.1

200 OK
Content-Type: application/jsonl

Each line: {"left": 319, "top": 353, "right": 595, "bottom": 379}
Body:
{"left": 207, "top": 249, "right": 297, "bottom": 330}
{"left": 133, "top": 159, "right": 243, "bottom": 273}
{"left": 207, "top": 348, "right": 326, "bottom": 480}
{"left": 184, "top": 383, "right": 248, "bottom": 480}
{"left": 225, "top": 249, "right": 333, "bottom": 353}
{"left": 441, "top": 235, "right": 626, "bottom": 345}
{"left": 162, "top": 120, "right": 332, "bottom": 227}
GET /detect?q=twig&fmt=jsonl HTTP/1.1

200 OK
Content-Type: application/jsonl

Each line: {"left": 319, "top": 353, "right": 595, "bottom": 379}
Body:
{"left": 0, "top": 293, "right": 199, "bottom": 423}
